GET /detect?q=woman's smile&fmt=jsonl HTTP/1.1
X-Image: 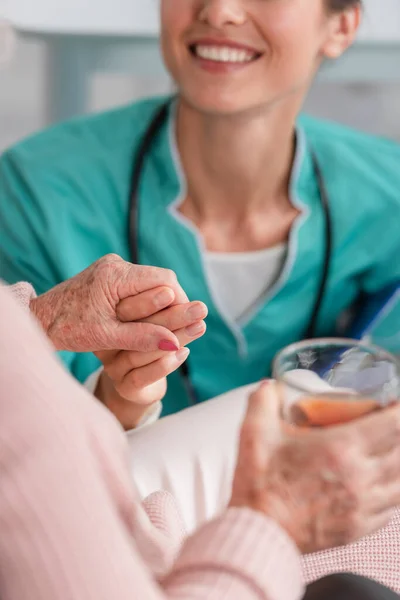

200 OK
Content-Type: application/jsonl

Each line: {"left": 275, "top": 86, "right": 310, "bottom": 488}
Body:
{"left": 188, "top": 38, "right": 263, "bottom": 73}
{"left": 161, "top": 0, "right": 361, "bottom": 114}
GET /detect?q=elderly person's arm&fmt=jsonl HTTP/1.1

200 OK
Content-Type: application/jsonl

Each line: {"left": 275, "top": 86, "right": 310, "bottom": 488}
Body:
{"left": 0, "top": 283, "right": 302, "bottom": 600}
{"left": 9, "top": 254, "right": 208, "bottom": 428}
{"left": 11, "top": 254, "right": 203, "bottom": 353}
{"left": 2, "top": 282, "right": 400, "bottom": 600}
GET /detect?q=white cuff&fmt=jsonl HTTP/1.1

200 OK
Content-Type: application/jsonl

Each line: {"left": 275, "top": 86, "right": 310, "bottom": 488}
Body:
{"left": 134, "top": 401, "right": 163, "bottom": 430}
{"left": 8, "top": 282, "right": 37, "bottom": 311}
{"left": 84, "top": 366, "right": 104, "bottom": 395}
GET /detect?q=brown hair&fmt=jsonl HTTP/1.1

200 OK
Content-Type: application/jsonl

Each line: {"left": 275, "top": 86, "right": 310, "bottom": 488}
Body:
{"left": 328, "top": 0, "right": 361, "bottom": 10}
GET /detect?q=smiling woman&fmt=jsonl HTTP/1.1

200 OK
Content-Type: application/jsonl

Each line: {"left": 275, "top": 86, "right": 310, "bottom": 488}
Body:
{"left": 160, "top": 0, "right": 362, "bottom": 113}
{"left": 0, "top": 0, "right": 399, "bottom": 426}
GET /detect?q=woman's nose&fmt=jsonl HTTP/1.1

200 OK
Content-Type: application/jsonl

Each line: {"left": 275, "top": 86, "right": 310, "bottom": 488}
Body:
{"left": 198, "top": 0, "right": 247, "bottom": 28}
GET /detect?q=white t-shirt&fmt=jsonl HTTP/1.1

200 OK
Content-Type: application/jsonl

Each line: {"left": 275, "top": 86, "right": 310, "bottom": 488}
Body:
{"left": 205, "top": 244, "right": 287, "bottom": 323}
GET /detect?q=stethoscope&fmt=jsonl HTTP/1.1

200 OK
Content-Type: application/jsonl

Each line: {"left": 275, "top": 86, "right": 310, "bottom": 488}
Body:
{"left": 128, "top": 99, "right": 333, "bottom": 406}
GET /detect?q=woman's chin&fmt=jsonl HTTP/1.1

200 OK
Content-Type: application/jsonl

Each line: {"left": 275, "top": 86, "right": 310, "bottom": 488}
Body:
{"left": 179, "top": 91, "right": 259, "bottom": 118}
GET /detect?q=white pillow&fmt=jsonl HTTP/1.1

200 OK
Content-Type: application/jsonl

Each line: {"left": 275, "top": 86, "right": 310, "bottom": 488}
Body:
{"left": 126, "top": 384, "right": 256, "bottom": 533}
{"left": 126, "top": 371, "right": 355, "bottom": 533}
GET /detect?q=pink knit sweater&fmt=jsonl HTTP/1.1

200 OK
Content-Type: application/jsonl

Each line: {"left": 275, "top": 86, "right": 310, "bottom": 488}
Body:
{"left": 3, "top": 283, "right": 400, "bottom": 599}
{"left": 0, "top": 282, "right": 304, "bottom": 600}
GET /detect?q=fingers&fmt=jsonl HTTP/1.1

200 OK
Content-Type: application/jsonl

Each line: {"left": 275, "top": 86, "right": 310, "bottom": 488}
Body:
{"left": 236, "top": 382, "right": 281, "bottom": 486}
{"left": 139, "top": 301, "right": 208, "bottom": 330}
{"left": 327, "top": 507, "right": 395, "bottom": 549}
{"left": 122, "top": 264, "right": 189, "bottom": 305}
{"left": 117, "top": 286, "right": 175, "bottom": 322}
{"left": 111, "top": 321, "right": 181, "bottom": 353}
{"left": 344, "top": 403, "right": 400, "bottom": 458}
{"left": 367, "top": 480, "right": 400, "bottom": 514}
{"left": 244, "top": 381, "right": 282, "bottom": 443}
{"left": 101, "top": 320, "right": 206, "bottom": 378}
{"left": 369, "top": 442, "right": 400, "bottom": 486}
{"left": 359, "top": 508, "right": 394, "bottom": 540}
{"left": 116, "top": 297, "right": 207, "bottom": 354}
{"left": 115, "top": 348, "right": 190, "bottom": 402}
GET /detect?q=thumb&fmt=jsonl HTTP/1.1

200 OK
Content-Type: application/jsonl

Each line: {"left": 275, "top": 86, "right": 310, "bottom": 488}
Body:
{"left": 245, "top": 380, "right": 282, "bottom": 444}
{"left": 235, "top": 381, "right": 282, "bottom": 486}
{"left": 106, "top": 322, "right": 180, "bottom": 353}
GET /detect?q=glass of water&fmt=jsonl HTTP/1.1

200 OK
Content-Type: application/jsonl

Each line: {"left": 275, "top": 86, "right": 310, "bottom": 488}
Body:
{"left": 272, "top": 338, "right": 400, "bottom": 427}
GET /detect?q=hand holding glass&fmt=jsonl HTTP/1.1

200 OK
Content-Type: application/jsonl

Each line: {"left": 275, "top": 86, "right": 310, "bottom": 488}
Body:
{"left": 273, "top": 338, "right": 400, "bottom": 427}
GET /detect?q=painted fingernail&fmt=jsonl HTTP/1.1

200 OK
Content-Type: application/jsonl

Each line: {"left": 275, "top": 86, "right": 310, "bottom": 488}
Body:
{"left": 185, "top": 321, "right": 206, "bottom": 337}
{"left": 176, "top": 348, "right": 190, "bottom": 362}
{"left": 187, "top": 302, "right": 206, "bottom": 320}
{"left": 158, "top": 339, "right": 179, "bottom": 351}
{"left": 154, "top": 288, "right": 174, "bottom": 309}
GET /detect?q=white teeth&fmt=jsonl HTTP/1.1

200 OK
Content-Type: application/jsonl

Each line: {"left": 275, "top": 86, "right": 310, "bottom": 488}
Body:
{"left": 194, "top": 45, "right": 255, "bottom": 64}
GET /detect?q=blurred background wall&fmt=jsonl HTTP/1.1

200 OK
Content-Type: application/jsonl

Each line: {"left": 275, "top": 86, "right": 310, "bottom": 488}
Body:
{"left": 1, "top": 1, "right": 400, "bottom": 151}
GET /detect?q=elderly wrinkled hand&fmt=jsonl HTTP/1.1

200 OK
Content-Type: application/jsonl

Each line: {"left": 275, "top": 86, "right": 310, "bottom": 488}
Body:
{"left": 230, "top": 381, "right": 400, "bottom": 555}
{"left": 30, "top": 254, "right": 199, "bottom": 354}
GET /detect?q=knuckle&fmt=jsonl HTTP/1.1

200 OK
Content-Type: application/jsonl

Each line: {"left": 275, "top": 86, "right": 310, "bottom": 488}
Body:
{"left": 318, "top": 437, "right": 363, "bottom": 488}
{"left": 138, "top": 266, "right": 176, "bottom": 284}
{"left": 125, "top": 369, "right": 144, "bottom": 390}
{"left": 128, "top": 352, "right": 140, "bottom": 369}
{"left": 102, "top": 253, "right": 121, "bottom": 262}
{"left": 97, "top": 253, "right": 122, "bottom": 269}
{"left": 94, "top": 256, "right": 118, "bottom": 279}
{"left": 133, "top": 266, "right": 149, "bottom": 282}
{"left": 163, "top": 268, "right": 178, "bottom": 284}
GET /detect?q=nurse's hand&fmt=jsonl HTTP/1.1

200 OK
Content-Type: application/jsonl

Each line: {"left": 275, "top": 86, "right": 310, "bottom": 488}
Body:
{"left": 30, "top": 254, "right": 189, "bottom": 353}
{"left": 95, "top": 301, "right": 208, "bottom": 430}
{"left": 230, "top": 382, "right": 400, "bottom": 555}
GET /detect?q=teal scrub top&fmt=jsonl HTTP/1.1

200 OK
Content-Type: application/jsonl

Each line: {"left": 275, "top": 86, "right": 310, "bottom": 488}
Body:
{"left": 0, "top": 96, "right": 399, "bottom": 416}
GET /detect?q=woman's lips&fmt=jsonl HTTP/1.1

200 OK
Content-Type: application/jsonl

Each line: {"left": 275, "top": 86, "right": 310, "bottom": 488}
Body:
{"left": 188, "top": 41, "right": 262, "bottom": 73}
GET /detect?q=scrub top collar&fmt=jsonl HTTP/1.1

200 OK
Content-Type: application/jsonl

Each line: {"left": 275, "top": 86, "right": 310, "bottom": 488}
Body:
{"left": 146, "top": 98, "right": 322, "bottom": 353}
